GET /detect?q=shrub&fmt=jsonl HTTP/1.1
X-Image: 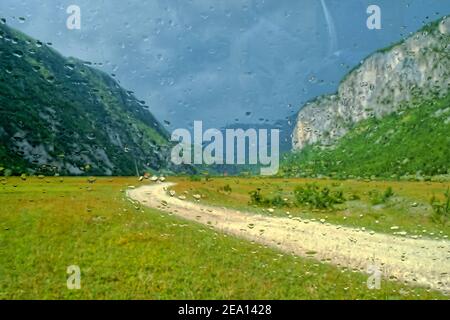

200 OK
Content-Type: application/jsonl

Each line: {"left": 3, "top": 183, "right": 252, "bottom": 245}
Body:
{"left": 270, "top": 195, "right": 287, "bottom": 208}
{"left": 218, "top": 184, "right": 232, "bottom": 194}
{"left": 369, "top": 187, "right": 394, "bottom": 205}
{"left": 430, "top": 188, "right": 450, "bottom": 224}
{"left": 249, "top": 188, "right": 265, "bottom": 206}
{"left": 249, "top": 188, "right": 288, "bottom": 208}
{"left": 294, "top": 184, "right": 346, "bottom": 209}
{"left": 189, "top": 175, "right": 201, "bottom": 182}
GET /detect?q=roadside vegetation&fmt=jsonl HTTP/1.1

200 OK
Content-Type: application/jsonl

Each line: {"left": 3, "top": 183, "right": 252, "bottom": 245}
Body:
{"left": 171, "top": 176, "right": 450, "bottom": 238}
{"left": 430, "top": 188, "right": 450, "bottom": 224}
{"left": 294, "top": 184, "right": 346, "bottom": 209}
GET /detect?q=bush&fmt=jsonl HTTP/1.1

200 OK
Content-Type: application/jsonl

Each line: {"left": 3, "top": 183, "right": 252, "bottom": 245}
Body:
{"left": 189, "top": 175, "right": 201, "bottom": 182}
{"left": 218, "top": 184, "right": 232, "bottom": 194}
{"left": 249, "top": 188, "right": 265, "bottom": 206}
{"left": 270, "top": 195, "right": 287, "bottom": 208}
{"left": 369, "top": 187, "right": 394, "bottom": 205}
{"left": 430, "top": 188, "right": 450, "bottom": 224}
{"left": 294, "top": 184, "right": 345, "bottom": 209}
{"left": 249, "top": 188, "right": 288, "bottom": 208}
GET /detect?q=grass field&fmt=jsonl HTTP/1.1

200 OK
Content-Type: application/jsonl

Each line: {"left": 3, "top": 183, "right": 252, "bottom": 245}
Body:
{"left": 171, "top": 177, "right": 450, "bottom": 238}
{"left": 0, "top": 176, "right": 447, "bottom": 299}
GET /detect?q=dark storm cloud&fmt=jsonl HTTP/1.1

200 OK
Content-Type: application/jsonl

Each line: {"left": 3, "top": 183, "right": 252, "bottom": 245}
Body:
{"left": 1, "top": 0, "right": 449, "bottom": 129}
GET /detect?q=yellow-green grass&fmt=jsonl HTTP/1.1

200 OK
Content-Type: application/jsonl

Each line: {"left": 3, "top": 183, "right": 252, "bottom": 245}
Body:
{"left": 0, "top": 177, "right": 446, "bottom": 299}
{"left": 171, "top": 177, "right": 450, "bottom": 238}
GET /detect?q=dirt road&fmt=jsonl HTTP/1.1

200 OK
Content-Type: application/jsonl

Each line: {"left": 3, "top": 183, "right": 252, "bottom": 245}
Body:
{"left": 128, "top": 183, "right": 450, "bottom": 293}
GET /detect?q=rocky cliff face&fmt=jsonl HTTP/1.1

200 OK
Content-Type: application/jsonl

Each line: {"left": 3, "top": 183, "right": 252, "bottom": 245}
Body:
{"left": 292, "top": 16, "right": 450, "bottom": 150}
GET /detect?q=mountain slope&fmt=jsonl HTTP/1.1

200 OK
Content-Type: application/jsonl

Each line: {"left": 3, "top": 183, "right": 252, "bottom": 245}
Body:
{"left": 282, "top": 93, "right": 450, "bottom": 179}
{"left": 0, "top": 23, "right": 170, "bottom": 176}
{"left": 292, "top": 16, "right": 450, "bottom": 150}
{"left": 283, "top": 16, "right": 450, "bottom": 179}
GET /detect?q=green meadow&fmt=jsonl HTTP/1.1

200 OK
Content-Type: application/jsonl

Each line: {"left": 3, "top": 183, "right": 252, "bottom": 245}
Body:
{"left": 0, "top": 176, "right": 447, "bottom": 299}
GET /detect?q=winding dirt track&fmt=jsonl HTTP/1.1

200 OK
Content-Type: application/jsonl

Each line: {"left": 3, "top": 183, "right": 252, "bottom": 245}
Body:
{"left": 128, "top": 183, "right": 450, "bottom": 293}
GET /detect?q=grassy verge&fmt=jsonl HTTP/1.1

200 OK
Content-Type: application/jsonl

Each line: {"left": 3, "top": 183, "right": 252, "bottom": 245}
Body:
{"left": 0, "top": 177, "right": 446, "bottom": 299}
{"left": 170, "top": 177, "right": 450, "bottom": 238}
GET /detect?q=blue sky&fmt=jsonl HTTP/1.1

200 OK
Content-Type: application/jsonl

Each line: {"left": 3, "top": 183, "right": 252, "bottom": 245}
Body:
{"left": 1, "top": 0, "right": 449, "bottom": 129}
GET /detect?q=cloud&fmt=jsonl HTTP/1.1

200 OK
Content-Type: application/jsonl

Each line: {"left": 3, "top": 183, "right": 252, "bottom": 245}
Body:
{"left": 1, "top": 0, "right": 449, "bottom": 129}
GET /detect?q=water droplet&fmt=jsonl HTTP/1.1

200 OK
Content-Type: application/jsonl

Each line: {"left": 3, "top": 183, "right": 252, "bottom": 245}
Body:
{"left": 86, "top": 133, "right": 96, "bottom": 140}
{"left": 13, "top": 50, "right": 23, "bottom": 58}
{"left": 65, "top": 63, "right": 75, "bottom": 71}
